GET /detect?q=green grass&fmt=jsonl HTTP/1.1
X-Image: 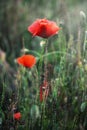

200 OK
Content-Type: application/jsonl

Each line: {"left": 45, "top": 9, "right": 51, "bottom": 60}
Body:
{"left": 0, "top": 1, "right": 87, "bottom": 129}
{"left": 1, "top": 27, "right": 87, "bottom": 129}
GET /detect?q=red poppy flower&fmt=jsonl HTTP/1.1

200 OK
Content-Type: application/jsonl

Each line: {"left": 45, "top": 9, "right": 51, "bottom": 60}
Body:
{"left": 16, "top": 54, "right": 36, "bottom": 68}
{"left": 40, "top": 80, "right": 49, "bottom": 102}
{"left": 13, "top": 112, "right": 21, "bottom": 120}
{"left": 28, "top": 18, "right": 60, "bottom": 38}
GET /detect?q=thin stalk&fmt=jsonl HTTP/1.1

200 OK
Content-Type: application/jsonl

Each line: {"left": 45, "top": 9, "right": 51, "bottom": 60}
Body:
{"left": 37, "top": 51, "right": 75, "bottom": 61}
{"left": 43, "top": 39, "right": 48, "bottom": 81}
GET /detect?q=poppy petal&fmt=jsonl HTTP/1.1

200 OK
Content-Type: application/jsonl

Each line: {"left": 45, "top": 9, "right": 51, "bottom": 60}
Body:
{"left": 28, "top": 18, "right": 60, "bottom": 38}
{"left": 14, "top": 112, "right": 21, "bottom": 120}
{"left": 16, "top": 55, "right": 36, "bottom": 68}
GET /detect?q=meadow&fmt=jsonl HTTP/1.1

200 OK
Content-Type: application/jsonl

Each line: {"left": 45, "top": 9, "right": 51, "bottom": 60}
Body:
{"left": 0, "top": 0, "right": 87, "bottom": 130}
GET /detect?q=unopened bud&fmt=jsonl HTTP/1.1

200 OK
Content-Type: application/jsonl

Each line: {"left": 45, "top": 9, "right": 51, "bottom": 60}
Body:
{"left": 85, "top": 31, "right": 87, "bottom": 37}
{"left": 40, "top": 40, "right": 46, "bottom": 47}
{"left": 80, "top": 11, "right": 86, "bottom": 19}
{"left": 21, "top": 48, "right": 29, "bottom": 53}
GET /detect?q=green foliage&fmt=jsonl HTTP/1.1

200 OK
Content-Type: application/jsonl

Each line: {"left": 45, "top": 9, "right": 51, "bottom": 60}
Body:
{"left": 1, "top": 28, "right": 87, "bottom": 129}
{"left": 0, "top": 0, "right": 87, "bottom": 130}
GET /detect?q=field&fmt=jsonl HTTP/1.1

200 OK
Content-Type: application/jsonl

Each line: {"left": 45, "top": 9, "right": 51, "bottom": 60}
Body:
{"left": 0, "top": 0, "right": 87, "bottom": 130}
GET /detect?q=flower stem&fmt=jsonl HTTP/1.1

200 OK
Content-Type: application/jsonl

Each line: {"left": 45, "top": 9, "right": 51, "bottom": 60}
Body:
{"left": 44, "top": 39, "right": 48, "bottom": 81}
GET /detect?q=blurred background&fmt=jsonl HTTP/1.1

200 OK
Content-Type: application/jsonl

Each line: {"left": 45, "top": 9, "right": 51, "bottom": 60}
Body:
{"left": 0, "top": 1, "right": 87, "bottom": 130}
{"left": 0, "top": 0, "right": 87, "bottom": 66}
